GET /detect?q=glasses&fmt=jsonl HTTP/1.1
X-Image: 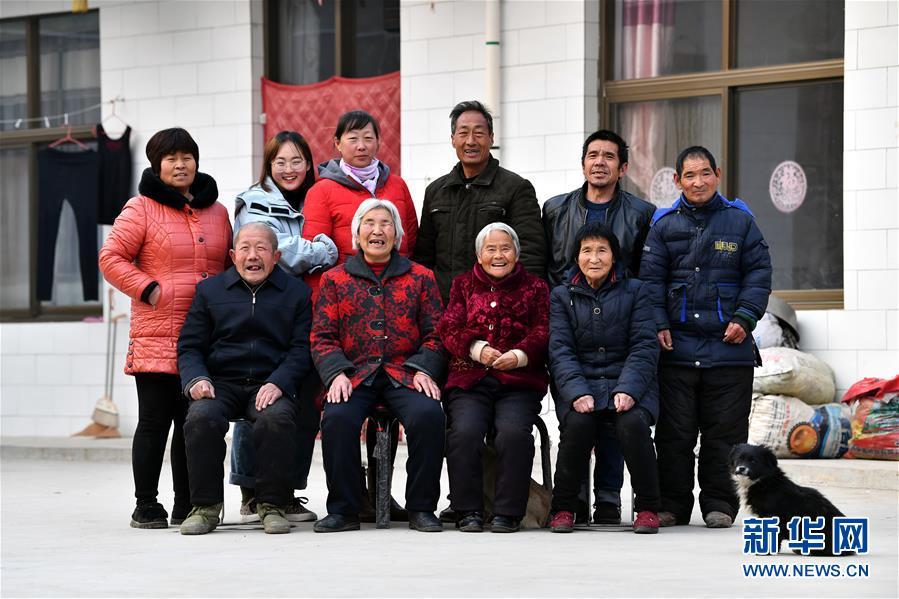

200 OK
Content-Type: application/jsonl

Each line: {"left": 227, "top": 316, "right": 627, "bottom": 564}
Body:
{"left": 271, "top": 158, "right": 306, "bottom": 172}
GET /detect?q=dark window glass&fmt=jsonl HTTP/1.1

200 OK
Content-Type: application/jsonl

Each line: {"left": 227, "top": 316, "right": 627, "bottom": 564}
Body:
{"left": 735, "top": 0, "right": 844, "bottom": 68}
{"left": 351, "top": 0, "right": 400, "bottom": 78}
{"left": 273, "top": 0, "right": 336, "bottom": 84}
{"left": 0, "top": 21, "right": 28, "bottom": 132}
{"left": 733, "top": 81, "right": 843, "bottom": 290}
{"left": 611, "top": 96, "right": 722, "bottom": 207}
{"left": 0, "top": 147, "right": 30, "bottom": 310}
{"left": 612, "top": 0, "right": 721, "bottom": 80}
{"left": 39, "top": 12, "right": 100, "bottom": 126}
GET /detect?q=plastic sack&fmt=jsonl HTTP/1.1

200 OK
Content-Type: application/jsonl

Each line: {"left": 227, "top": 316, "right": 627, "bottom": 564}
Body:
{"left": 748, "top": 394, "right": 851, "bottom": 458}
{"left": 753, "top": 313, "right": 785, "bottom": 349}
{"left": 846, "top": 392, "right": 899, "bottom": 461}
{"left": 753, "top": 347, "right": 836, "bottom": 405}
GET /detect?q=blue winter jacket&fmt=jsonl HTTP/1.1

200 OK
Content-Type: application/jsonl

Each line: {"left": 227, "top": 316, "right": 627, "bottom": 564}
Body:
{"left": 639, "top": 193, "right": 772, "bottom": 368}
{"left": 549, "top": 264, "right": 660, "bottom": 423}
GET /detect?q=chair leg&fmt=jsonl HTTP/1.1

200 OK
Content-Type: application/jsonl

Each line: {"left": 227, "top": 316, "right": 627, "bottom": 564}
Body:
{"left": 534, "top": 417, "right": 553, "bottom": 493}
{"left": 374, "top": 419, "right": 392, "bottom": 529}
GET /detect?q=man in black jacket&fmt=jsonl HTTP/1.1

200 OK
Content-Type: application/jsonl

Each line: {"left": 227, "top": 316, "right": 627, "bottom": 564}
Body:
{"left": 542, "top": 130, "right": 656, "bottom": 525}
{"left": 413, "top": 100, "right": 547, "bottom": 303}
{"left": 177, "top": 222, "right": 313, "bottom": 536}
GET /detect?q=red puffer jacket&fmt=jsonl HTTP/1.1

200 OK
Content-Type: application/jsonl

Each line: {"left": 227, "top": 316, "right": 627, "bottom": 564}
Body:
{"left": 301, "top": 159, "right": 418, "bottom": 300}
{"left": 99, "top": 169, "right": 232, "bottom": 375}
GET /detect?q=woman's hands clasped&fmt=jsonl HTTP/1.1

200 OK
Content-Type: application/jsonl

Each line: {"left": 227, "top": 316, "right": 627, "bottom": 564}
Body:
{"left": 477, "top": 345, "right": 520, "bottom": 371}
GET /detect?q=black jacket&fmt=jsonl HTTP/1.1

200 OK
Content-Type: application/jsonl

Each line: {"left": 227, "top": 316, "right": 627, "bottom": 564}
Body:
{"left": 413, "top": 156, "right": 547, "bottom": 302}
{"left": 177, "top": 265, "right": 313, "bottom": 398}
{"left": 542, "top": 184, "right": 655, "bottom": 287}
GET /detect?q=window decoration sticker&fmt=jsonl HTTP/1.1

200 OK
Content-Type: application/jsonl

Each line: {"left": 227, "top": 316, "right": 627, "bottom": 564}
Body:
{"left": 650, "top": 166, "right": 680, "bottom": 208}
{"left": 769, "top": 160, "right": 807, "bottom": 214}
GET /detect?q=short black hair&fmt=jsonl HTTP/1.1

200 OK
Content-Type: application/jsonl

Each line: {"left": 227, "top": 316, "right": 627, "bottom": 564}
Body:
{"left": 145, "top": 128, "right": 199, "bottom": 174}
{"left": 450, "top": 100, "right": 494, "bottom": 135}
{"left": 335, "top": 110, "right": 381, "bottom": 140}
{"left": 675, "top": 146, "right": 717, "bottom": 177}
{"left": 571, "top": 221, "right": 622, "bottom": 268}
{"left": 581, "top": 130, "right": 628, "bottom": 165}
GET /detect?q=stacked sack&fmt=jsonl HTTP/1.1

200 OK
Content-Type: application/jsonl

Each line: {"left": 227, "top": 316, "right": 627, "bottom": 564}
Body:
{"left": 841, "top": 376, "right": 899, "bottom": 461}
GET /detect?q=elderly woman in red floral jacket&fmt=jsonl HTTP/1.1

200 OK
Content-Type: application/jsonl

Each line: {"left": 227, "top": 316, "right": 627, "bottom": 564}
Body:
{"left": 311, "top": 198, "right": 446, "bottom": 534}
{"left": 437, "top": 222, "right": 550, "bottom": 533}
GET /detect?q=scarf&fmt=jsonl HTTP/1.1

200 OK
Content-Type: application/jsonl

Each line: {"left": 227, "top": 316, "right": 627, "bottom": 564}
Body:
{"left": 340, "top": 158, "right": 380, "bottom": 195}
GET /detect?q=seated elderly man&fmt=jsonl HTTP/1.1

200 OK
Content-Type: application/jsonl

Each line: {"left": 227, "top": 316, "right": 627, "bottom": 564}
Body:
{"left": 177, "top": 221, "right": 313, "bottom": 535}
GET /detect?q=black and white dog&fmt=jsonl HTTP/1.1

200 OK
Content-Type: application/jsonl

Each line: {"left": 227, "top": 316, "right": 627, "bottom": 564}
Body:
{"left": 729, "top": 443, "right": 851, "bottom": 556}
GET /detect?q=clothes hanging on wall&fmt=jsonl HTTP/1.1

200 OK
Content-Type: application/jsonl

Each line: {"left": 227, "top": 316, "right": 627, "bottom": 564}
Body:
{"left": 96, "top": 123, "right": 133, "bottom": 225}
{"left": 37, "top": 147, "right": 100, "bottom": 301}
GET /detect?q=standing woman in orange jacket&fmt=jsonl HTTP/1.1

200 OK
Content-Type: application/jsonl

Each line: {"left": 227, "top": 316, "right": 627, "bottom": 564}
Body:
{"left": 99, "top": 128, "right": 232, "bottom": 529}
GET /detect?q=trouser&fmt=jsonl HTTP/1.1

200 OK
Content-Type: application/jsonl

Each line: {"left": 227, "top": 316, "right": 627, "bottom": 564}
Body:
{"left": 320, "top": 371, "right": 445, "bottom": 516}
{"left": 36, "top": 148, "right": 99, "bottom": 301}
{"left": 184, "top": 380, "right": 298, "bottom": 507}
{"left": 132, "top": 373, "right": 190, "bottom": 510}
{"left": 655, "top": 365, "right": 753, "bottom": 521}
{"left": 229, "top": 371, "right": 321, "bottom": 491}
{"left": 445, "top": 376, "right": 542, "bottom": 519}
{"left": 592, "top": 426, "right": 625, "bottom": 507}
{"left": 553, "top": 407, "right": 660, "bottom": 514}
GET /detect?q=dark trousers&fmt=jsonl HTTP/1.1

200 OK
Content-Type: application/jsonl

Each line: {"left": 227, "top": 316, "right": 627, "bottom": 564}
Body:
{"left": 320, "top": 372, "right": 445, "bottom": 516}
{"left": 656, "top": 365, "right": 753, "bottom": 520}
{"left": 553, "top": 407, "right": 660, "bottom": 514}
{"left": 184, "top": 380, "right": 298, "bottom": 507}
{"left": 36, "top": 148, "right": 99, "bottom": 301}
{"left": 445, "top": 377, "right": 542, "bottom": 518}
{"left": 132, "top": 373, "right": 190, "bottom": 510}
{"left": 593, "top": 428, "right": 625, "bottom": 506}
{"left": 229, "top": 371, "right": 321, "bottom": 491}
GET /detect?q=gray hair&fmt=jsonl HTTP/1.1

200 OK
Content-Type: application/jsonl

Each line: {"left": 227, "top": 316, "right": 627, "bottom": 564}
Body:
{"left": 475, "top": 222, "right": 520, "bottom": 257}
{"left": 351, "top": 198, "right": 404, "bottom": 250}
{"left": 234, "top": 221, "right": 278, "bottom": 250}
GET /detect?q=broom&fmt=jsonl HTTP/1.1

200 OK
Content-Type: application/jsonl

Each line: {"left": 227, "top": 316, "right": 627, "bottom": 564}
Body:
{"left": 73, "top": 289, "right": 123, "bottom": 438}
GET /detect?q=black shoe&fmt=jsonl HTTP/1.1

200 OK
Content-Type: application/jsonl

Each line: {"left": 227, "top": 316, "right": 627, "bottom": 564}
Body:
{"left": 313, "top": 514, "right": 361, "bottom": 533}
{"left": 170, "top": 503, "right": 191, "bottom": 526}
{"left": 439, "top": 506, "right": 456, "bottom": 523}
{"left": 491, "top": 515, "right": 520, "bottom": 533}
{"left": 408, "top": 511, "right": 443, "bottom": 532}
{"left": 130, "top": 502, "right": 168, "bottom": 529}
{"left": 456, "top": 511, "right": 484, "bottom": 533}
{"left": 593, "top": 502, "right": 622, "bottom": 525}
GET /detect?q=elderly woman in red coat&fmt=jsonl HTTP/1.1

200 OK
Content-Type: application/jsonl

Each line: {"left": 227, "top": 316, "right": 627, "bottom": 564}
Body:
{"left": 311, "top": 198, "right": 446, "bottom": 533}
{"left": 436, "top": 222, "right": 550, "bottom": 533}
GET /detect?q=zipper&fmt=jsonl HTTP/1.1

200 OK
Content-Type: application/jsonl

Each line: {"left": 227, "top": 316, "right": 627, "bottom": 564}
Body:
{"left": 243, "top": 280, "right": 267, "bottom": 378}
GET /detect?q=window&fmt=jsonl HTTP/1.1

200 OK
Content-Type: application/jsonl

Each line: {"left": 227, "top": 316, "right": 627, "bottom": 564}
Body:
{"left": 603, "top": 0, "right": 844, "bottom": 308}
{"left": 266, "top": 0, "right": 400, "bottom": 84}
{"left": 0, "top": 11, "right": 101, "bottom": 320}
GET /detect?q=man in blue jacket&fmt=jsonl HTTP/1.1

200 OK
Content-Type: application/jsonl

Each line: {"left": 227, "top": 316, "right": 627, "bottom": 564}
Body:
{"left": 177, "top": 222, "right": 313, "bottom": 535}
{"left": 640, "top": 146, "right": 771, "bottom": 529}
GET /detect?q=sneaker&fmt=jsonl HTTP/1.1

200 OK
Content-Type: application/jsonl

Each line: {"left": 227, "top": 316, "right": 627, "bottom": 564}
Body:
{"left": 179, "top": 504, "right": 223, "bottom": 535}
{"left": 593, "top": 502, "right": 622, "bottom": 525}
{"left": 285, "top": 496, "right": 317, "bottom": 522}
{"left": 550, "top": 510, "right": 575, "bottom": 533}
{"left": 633, "top": 511, "right": 660, "bottom": 534}
{"left": 130, "top": 502, "right": 168, "bottom": 529}
{"left": 704, "top": 511, "right": 733, "bottom": 528}
{"left": 658, "top": 511, "right": 683, "bottom": 527}
{"left": 258, "top": 503, "right": 291, "bottom": 534}
{"left": 239, "top": 497, "right": 260, "bottom": 523}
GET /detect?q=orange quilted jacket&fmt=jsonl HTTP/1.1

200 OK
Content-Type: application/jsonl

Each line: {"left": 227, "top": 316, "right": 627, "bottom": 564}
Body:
{"left": 99, "top": 169, "right": 232, "bottom": 375}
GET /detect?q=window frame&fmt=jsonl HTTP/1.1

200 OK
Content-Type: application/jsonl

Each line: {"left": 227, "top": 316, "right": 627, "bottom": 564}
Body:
{"left": 600, "top": 0, "right": 844, "bottom": 310}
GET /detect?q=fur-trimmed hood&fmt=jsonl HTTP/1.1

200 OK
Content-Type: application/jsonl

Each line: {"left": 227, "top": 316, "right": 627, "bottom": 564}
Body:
{"left": 138, "top": 167, "right": 219, "bottom": 209}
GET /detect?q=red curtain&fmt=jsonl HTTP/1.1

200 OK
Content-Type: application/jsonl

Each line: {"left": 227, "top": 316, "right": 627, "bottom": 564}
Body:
{"left": 261, "top": 72, "right": 401, "bottom": 175}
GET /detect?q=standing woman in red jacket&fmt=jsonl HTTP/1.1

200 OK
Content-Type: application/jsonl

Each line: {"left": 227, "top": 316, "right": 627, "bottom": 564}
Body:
{"left": 301, "top": 110, "right": 418, "bottom": 299}
{"left": 99, "top": 128, "right": 232, "bottom": 529}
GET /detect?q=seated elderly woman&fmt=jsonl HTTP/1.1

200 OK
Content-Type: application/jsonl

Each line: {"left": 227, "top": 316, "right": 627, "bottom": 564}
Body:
{"left": 311, "top": 199, "right": 446, "bottom": 533}
{"left": 437, "top": 223, "right": 550, "bottom": 533}
{"left": 548, "top": 221, "right": 661, "bottom": 534}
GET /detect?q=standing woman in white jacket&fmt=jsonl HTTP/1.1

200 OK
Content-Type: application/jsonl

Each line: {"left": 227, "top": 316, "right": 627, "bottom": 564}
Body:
{"left": 230, "top": 130, "right": 338, "bottom": 523}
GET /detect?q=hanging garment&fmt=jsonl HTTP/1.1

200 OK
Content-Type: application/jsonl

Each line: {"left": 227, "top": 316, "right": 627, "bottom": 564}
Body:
{"left": 37, "top": 147, "right": 100, "bottom": 301}
{"left": 96, "top": 124, "right": 133, "bottom": 225}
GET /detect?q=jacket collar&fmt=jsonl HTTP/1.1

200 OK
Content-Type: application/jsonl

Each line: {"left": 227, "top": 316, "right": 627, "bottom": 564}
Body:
{"left": 576, "top": 183, "right": 624, "bottom": 212}
{"left": 344, "top": 250, "right": 411, "bottom": 282}
{"left": 317, "top": 159, "right": 391, "bottom": 195}
{"left": 234, "top": 179, "right": 301, "bottom": 219}
{"left": 442, "top": 155, "right": 500, "bottom": 188}
{"left": 138, "top": 168, "right": 218, "bottom": 210}
{"left": 566, "top": 262, "right": 625, "bottom": 296}
{"left": 223, "top": 264, "right": 288, "bottom": 290}
{"left": 472, "top": 261, "right": 526, "bottom": 289}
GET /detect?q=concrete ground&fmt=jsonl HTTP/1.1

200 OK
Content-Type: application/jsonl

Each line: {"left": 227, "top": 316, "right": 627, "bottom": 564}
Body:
{"left": 1, "top": 440, "right": 897, "bottom": 598}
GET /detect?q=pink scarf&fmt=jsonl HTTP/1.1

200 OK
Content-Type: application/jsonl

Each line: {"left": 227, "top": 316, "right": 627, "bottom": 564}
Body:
{"left": 340, "top": 158, "right": 380, "bottom": 195}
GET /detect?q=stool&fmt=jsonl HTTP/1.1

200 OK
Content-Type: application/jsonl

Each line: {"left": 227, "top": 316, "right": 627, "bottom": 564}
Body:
{"left": 534, "top": 416, "right": 553, "bottom": 493}
{"left": 366, "top": 404, "right": 396, "bottom": 529}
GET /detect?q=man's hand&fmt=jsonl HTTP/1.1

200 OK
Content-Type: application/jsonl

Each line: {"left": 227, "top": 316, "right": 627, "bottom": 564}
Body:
{"left": 573, "top": 395, "right": 595, "bottom": 414}
{"left": 478, "top": 345, "right": 502, "bottom": 366}
{"left": 189, "top": 379, "right": 215, "bottom": 401}
{"left": 255, "top": 383, "right": 283, "bottom": 410}
{"left": 148, "top": 286, "right": 161, "bottom": 307}
{"left": 723, "top": 321, "right": 747, "bottom": 344}
{"left": 413, "top": 371, "right": 441, "bottom": 400}
{"left": 657, "top": 329, "right": 673, "bottom": 351}
{"left": 327, "top": 372, "right": 353, "bottom": 403}
{"left": 491, "top": 351, "right": 520, "bottom": 371}
{"left": 614, "top": 392, "right": 635, "bottom": 412}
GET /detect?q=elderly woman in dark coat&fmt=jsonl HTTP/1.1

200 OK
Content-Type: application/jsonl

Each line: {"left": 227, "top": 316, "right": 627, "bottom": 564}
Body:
{"left": 548, "top": 221, "right": 661, "bottom": 534}
{"left": 437, "top": 222, "right": 550, "bottom": 533}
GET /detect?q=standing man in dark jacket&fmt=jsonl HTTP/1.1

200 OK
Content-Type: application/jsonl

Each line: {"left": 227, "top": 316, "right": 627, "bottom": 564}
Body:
{"left": 413, "top": 100, "right": 547, "bottom": 303}
{"left": 177, "top": 222, "right": 313, "bottom": 536}
{"left": 542, "top": 129, "right": 656, "bottom": 525}
{"left": 640, "top": 146, "right": 772, "bottom": 529}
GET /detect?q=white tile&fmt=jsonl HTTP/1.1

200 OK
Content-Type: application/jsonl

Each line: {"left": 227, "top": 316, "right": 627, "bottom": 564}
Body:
{"left": 172, "top": 29, "right": 212, "bottom": 63}
{"left": 407, "top": 1, "right": 454, "bottom": 41}
{"left": 137, "top": 97, "right": 177, "bottom": 133}
{"left": 196, "top": 59, "right": 241, "bottom": 94}
{"left": 402, "top": 109, "right": 429, "bottom": 146}
{"left": 99, "top": 4, "right": 122, "bottom": 39}
{"left": 583, "top": 94, "right": 599, "bottom": 132}
{"left": 843, "top": 110, "right": 856, "bottom": 151}
{"left": 100, "top": 36, "right": 137, "bottom": 71}
{"left": 888, "top": 67, "right": 898, "bottom": 107}
{"left": 158, "top": 0, "right": 198, "bottom": 32}
{"left": 70, "top": 354, "right": 108, "bottom": 386}
{"left": 858, "top": 270, "right": 899, "bottom": 309}
{"left": 162, "top": 64, "right": 198, "bottom": 96}
{"left": 100, "top": 69, "right": 124, "bottom": 99}
{"left": 891, "top": 0, "right": 899, "bottom": 25}
{"left": 429, "top": 35, "right": 474, "bottom": 73}
{"left": 857, "top": 350, "right": 899, "bottom": 378}
{"left": 843, "top": 190, "right": 858, "bottom": 231}
{"left": 795, "top": 309, "right": 829, "bottom": 350}
{"left": 546, "top": 60, "right": 584, "bottom": 98}
{"left": 566, "top": 22, "right": 585, "bottom": 61}
{"left": 407, "top": 74, "right": 455, "bottom": 110}
{"left": 844, "top": 269, "right": 859, "bottom": 310}
{"left": 236, "top": 0, "right": 254, "bottom": 25}
{"left": 856, "top": 189, "right": 899, "bottom": 230}
{"left": 17, "top": 327, "right": 55, "bottom": 354}
{"left": 563, "top": 168, "right": 585, "bottom": 192}
{"left": 502, "top": 134, "right": 545, "bottom": 174}
{"left": 123, "top": 66, "right": 161, "bottom": 100}
{"left": 119, "top": 1, "right": 158, "bottom": 37}
{"left": 565, "top": 95, "right": 585, "bottom": 134}
{"left": 888, "top": 309, "right": 899, "bottom": 350}
{"left": 845, "top": 0, "right": 890, "bottom": 30}
{"left": 211, "top": 24, "right": 252, "bottom": 60}
{"left": 1, "top": 417, "right": 37, "bottom": 437}
{"left": 844, "top": 68, "right": 889, "bottom": 111}
{"left": 888, "top": 229, "right": 899, "bottom": 269}
{"left": 518, "top": 99, "right": 566, "bottom": 136}
{"left": 844, "top": 148, "right": 887, "bottom": 191}
{"left": 857, "top": 26, "right": 899, "bottom": 69}
{"left": 501, "top": 29, "right": 520, "bottom": 67}
{"left": 503, "top": 64, "right": 546, "bottom": 102}
{"left": 0, "top": 325, "right": 18, "bottom": 355}
{"left": 855, "top": 107, "right": 899, "bottom": 150}
{"left": 844, "top": 229, "right": 889, "bottom": 270}
{"left": 544, "top": 132, "right": 583, "bottom": 172}
{"left": 0, "top": 355, "right": 34, "bottom": 386}
{"left": 807, "top": 350, "right": 858, "bottom": 391}
{"left": 453, "top": 70, "right": 485, "bottom": 104}
{"left": 504, "top": 0, "right": 546, "bottom": 30}
{"left": 827, "top": 309, "right": 887, "bottom": 350}
{"left": 453, "top": 0, "right": 485, "bottom": 36}
{"left": 427, "top": 107, "right": 452, "bottom": 144}
{"left": 518, "top": 25, "right": 568, "bottom": 65}
{"left": 213, "top": 91, "right": 250, "bottom": 126}
{"left": 844, "top": 29, "right": 858, "bottom": 71}
{"left": 887, "top": 148, "right": 898, "bottom": 189}
{"left": 35, "top": 355, "right": 71, "bottom": 385}
{"left": 195, "top": 0, "right": 237, "bottom": 28}
{"left": 470, "top": 34, "right": 486, "bottom": 70}
{"left": 546, "top": 0, "right": 585, "bottom": 26}
{"left": 401, "top": 40, "right": 429, "bottom": 76}
{"left": 499, "top": 100, "right": 520, "bottom": 138}
{"left": 134, "top": 33, "right": 174, "bottom": 68}
{"left": 527, "top": 170, "right": 564, "bottom": 203}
